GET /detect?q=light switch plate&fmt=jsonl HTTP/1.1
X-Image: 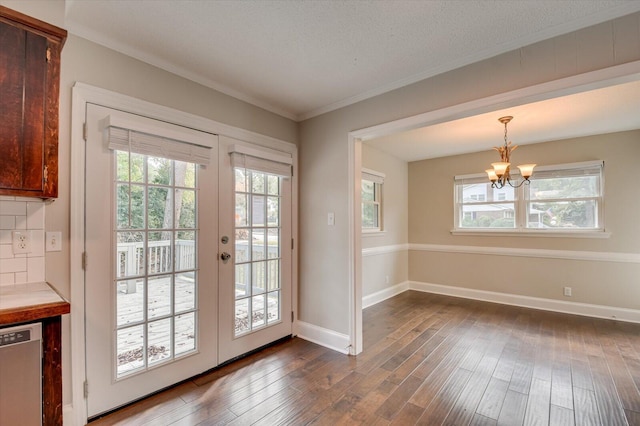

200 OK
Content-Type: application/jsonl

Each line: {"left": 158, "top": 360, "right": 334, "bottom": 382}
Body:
{"left": 46, "top": 231, "right": 62, "bottom": 252}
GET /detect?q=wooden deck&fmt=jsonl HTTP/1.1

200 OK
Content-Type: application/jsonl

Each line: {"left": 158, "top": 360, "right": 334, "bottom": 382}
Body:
{"left": 90, "top": 290, "right": 640, "bottom": 425}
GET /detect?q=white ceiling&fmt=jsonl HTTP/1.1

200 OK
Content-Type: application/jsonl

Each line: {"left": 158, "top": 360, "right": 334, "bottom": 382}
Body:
{"left": 65, "top": 0, "right": 640, "bottom": 122}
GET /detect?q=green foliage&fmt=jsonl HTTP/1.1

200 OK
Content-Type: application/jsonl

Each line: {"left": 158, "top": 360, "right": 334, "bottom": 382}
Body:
{"left": 116, "top": 152, "right": 197, "bottom": 234}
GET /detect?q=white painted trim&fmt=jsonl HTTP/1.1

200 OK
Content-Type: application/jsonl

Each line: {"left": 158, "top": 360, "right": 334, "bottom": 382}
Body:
{"left": 63, "top": 404, "right": 75, "bottom": 426}
{"left": 70, "top": 87, "right": 88, "bottom": 426}
{"left": 409, "top": 281, "right": 640, "bottom": 324}
{"left": 348, "top": 135, "right": 363, "bottom": 355}
{"left": 450, "top": 230, "right": 611, "bottom": 239}
{"left": 409, "top": 243, "right": 640, "bottom": 264}
{"left": 296, "top": 321, "right": 351, "bottom": 355}
{"left": 362, "top": 243, "right": 409, "bottom": 257}
{"left": 70, "top": 82, "right": 298, "bottom": 426}
{"left": 363, "top": 281, "right": 410, "bottom": 309}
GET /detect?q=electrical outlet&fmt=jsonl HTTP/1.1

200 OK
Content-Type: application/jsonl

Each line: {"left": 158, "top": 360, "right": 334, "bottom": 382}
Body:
{"left": 563, "top": 286, "right": 572, "bottom": 297}
{"left": 12, "top": 230, "right": 32, "bottom": 254}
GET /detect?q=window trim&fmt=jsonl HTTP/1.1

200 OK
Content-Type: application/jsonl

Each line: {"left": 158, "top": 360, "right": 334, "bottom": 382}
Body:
{"left": 361, "top": 168, "right": 384, "bottom": 233}
{"left": 453, "top": 161, "right": 607, "bottom": 237}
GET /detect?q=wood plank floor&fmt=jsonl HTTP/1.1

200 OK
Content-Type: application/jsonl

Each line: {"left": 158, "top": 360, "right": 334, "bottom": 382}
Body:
{"left": 90, "top": 291, "right": 640, "bottom": 425}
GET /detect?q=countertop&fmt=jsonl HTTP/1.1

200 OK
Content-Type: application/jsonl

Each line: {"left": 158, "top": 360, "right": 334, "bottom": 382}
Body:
{"left": 0, "top": 282, "right": 70, "bottom": 326}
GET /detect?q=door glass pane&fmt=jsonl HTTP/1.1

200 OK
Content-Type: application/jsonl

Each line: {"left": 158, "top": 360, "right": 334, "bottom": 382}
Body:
{"left": 114, "top": 151, "right": 198, "bottom": 379}
{"left": 116, "top": 278, "right": 144, "bottom": 326}
{"left": 235, "top": 229, "right": 249, "bottom": 262}
{"left": 235, "top": 263, "right": 249, "bottom": 298}
{"left": 175, "top": 312, "right": 196, "bottom": 356}
{"left": 267, "top": 229, "right": 279, "bottom": 259}
{"left": 267, "top": 291, "right": 280, "bottom": 323}
{"left": 148, "top": 232, "right": 172, "bottom": 274}
{"left": 235, "top": 299, "right": 250, "bottom": 335}
{"left": 116, "top": 231, "right": 144, "bottom": 278}
{"left": 175, "top": 231, "right": 195, "bottom": 271}
{"left": 148, "top": 275, "right": 172, "bottom": 319}
{"left": 252, "top": 295, "right": 265, "bottom": 328}
{"left": 252, "top": 261, "right": 266, "bottom": 294}
{"left": 175, "top": 272, "right": 195, "bottom": 313}
{"left": 148, "top": 319, "right": 172, "bottom": 366}
{"left": 233, "top": 167, "right": 283, "bottom": 337}
{"left": 116, "top": 325, "right": 144, "bottom": 377}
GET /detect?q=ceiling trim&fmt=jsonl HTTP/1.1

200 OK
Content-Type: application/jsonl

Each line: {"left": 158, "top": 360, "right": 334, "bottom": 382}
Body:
{"left": 351, "top": 60, "right": 640, "bottom": 144}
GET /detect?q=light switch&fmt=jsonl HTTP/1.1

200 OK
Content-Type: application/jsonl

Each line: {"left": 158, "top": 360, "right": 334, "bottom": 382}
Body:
{"left": 46, "top": 231, "right": 62, "bottom": 252}
{"left": 327, "top": 212, "right": 335, "bottom": 226}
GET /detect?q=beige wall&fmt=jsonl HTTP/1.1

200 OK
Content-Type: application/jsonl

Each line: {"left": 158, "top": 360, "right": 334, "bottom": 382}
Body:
{"left": 4, "top": 0, "right": 640, "bottom": 412}
{"left": 361, "top": 145, "right": 408, "bottom": 297}
{"left": 408, "top": 131, "right": 640, "bottom": 309}
{"left": 299, "top": 13, "right": 640, "bottom": 334}
{"left": 1, "top": 0, "right": 298, "bottom": 408}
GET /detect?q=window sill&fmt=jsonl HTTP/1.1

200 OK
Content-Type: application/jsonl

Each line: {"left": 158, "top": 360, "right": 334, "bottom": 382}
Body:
{"left": 362, "top": 230, "right": 386, "bottom": 237}
{"left": 450, "top": 229, "right": 611, "bottom": 239}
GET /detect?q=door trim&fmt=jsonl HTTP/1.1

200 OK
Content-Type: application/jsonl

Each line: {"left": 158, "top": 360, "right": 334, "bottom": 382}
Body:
{"left": 70, "top": 82, "right": 298, "bottom": 425}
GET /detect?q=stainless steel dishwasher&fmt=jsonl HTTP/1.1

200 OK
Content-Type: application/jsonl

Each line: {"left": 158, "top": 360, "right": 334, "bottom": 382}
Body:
{"left": 0, "top": 322, "right": 43, "bottom": 426}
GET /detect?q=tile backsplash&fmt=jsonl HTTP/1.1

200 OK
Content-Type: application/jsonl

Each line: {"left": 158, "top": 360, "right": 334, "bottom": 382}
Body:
{"left": 0, "top": 196, "right": 46, "bottom": 286}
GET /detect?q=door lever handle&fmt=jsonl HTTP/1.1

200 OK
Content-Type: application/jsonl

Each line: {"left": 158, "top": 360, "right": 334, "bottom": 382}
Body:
{"left": 220, "top": 252, "right": 231, "bottom": 263}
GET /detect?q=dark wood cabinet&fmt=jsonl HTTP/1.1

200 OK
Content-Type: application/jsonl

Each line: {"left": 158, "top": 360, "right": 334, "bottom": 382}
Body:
{"left": 0, "top": 6, "right": 66, "bottom": 198}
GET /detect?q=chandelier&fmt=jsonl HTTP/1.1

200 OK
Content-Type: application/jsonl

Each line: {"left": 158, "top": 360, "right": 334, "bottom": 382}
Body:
{"left": 485, "top": 116, "right": 535, "bottom": 188}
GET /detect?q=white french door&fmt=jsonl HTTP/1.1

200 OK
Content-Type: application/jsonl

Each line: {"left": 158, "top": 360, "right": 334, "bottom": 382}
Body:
{"left": 84, "top": 104, "right": 219, "bottom": 417}
{"left": 218, "top": 136, "right": 293, "bottom": 363}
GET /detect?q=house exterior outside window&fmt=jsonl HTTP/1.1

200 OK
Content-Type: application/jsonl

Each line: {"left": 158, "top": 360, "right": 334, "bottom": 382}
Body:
{"left": 362, "top": 168, "right": 385, "bottom": 232}
{"left": 454, "top": 161, "right": 604, "bottom": 233}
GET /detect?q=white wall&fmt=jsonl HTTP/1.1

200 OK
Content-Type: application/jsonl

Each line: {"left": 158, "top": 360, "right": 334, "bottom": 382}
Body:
{"left": 361, "top": 145, "right": 408, "bottom": 299}
{"left": 298, "top": 13, "right": 640, "bottom": 335}
{"left": 0, "top": 198, "right": 46, "bottom": 285}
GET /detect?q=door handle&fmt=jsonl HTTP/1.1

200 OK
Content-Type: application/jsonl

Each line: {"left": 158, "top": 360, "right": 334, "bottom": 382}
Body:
{"left": 220, "top": 252, "right": 231, "bottom": 263}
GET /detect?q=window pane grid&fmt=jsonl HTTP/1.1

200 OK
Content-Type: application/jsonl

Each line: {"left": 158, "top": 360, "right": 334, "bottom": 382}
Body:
{"left": 454, "top": 163, "right": 603, "bottom": 231}
{"left": 115, "top": 151, "right": 198, "bottom": 379}
{"left": 234, "top": 168, "right": 282, "bottom": 337}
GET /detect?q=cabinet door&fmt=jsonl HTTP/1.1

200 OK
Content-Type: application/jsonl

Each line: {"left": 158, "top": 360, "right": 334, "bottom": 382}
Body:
{"left": 0, "top": 21, "right": 51, "bottom": 196}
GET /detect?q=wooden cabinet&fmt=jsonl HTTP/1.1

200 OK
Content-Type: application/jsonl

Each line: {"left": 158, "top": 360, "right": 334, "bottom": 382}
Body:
{"left": 0, "top": 6, "right": 66, "bottom": 198}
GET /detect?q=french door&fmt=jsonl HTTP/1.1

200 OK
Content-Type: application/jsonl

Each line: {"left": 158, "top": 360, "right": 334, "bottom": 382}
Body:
{"left": 84, "top": 105, "right": 293, "bottom": 417}
{"left": 218, "top": 136, "right": 293, "bottom": 363}
{"left": 84, "top": 104, "right": 218, "bottom": 417}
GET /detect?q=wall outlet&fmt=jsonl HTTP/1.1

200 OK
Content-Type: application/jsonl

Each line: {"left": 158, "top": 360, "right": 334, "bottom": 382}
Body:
{"left": 46, "top": 231, "right": 62, "bottom": 252}
{"left": 327, "top": 212, "right": 335, "bottom": 226}
{"left": 385, "top": 275, "right": 390, "bottom": 284}
{"left": 563, "top": 286, "right": 572, "bottom": 297}
{"left": 12, "top": 230, "right": 32, "bottom": 254}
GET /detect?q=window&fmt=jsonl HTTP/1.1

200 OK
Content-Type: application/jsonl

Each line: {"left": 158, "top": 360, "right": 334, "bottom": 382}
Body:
{"left": 362, "top": 168, "right": 384, "bottom": 231}
{"left": 454, "top": 161, "right": 604, "bottom": 233}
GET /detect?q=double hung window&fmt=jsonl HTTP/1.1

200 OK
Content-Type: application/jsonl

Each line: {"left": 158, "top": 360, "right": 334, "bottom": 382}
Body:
{"left": 454, "top": 161, "right": 604, "bottom": 233}
{"left": 362, "top": 168, "right": 384, "bottom": 232}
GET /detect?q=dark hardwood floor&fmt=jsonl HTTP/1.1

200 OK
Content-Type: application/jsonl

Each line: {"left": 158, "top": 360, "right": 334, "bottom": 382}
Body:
{"left": 90, "top": 291, "right": 640, "bottom": 425}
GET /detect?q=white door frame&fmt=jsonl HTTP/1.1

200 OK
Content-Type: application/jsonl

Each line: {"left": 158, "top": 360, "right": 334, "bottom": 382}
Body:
{"left": 70, "top": 82, "right": 298, "bottom": 425}
{"left": 347, "top": 61, "right": 640, "bottom": 356}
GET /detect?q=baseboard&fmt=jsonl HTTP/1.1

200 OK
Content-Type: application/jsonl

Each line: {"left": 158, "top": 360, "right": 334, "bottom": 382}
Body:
{"left": 363, "top": 281, "right": 410, "bottom": 309}
{"left": 63, "top": 404, "right": 75, "bottom": 426}
{"left": 296, "top": 320, "right": 351, "bottom": 354}
{"left": 409, "top": 281, "right": 640, "bottom": 323}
